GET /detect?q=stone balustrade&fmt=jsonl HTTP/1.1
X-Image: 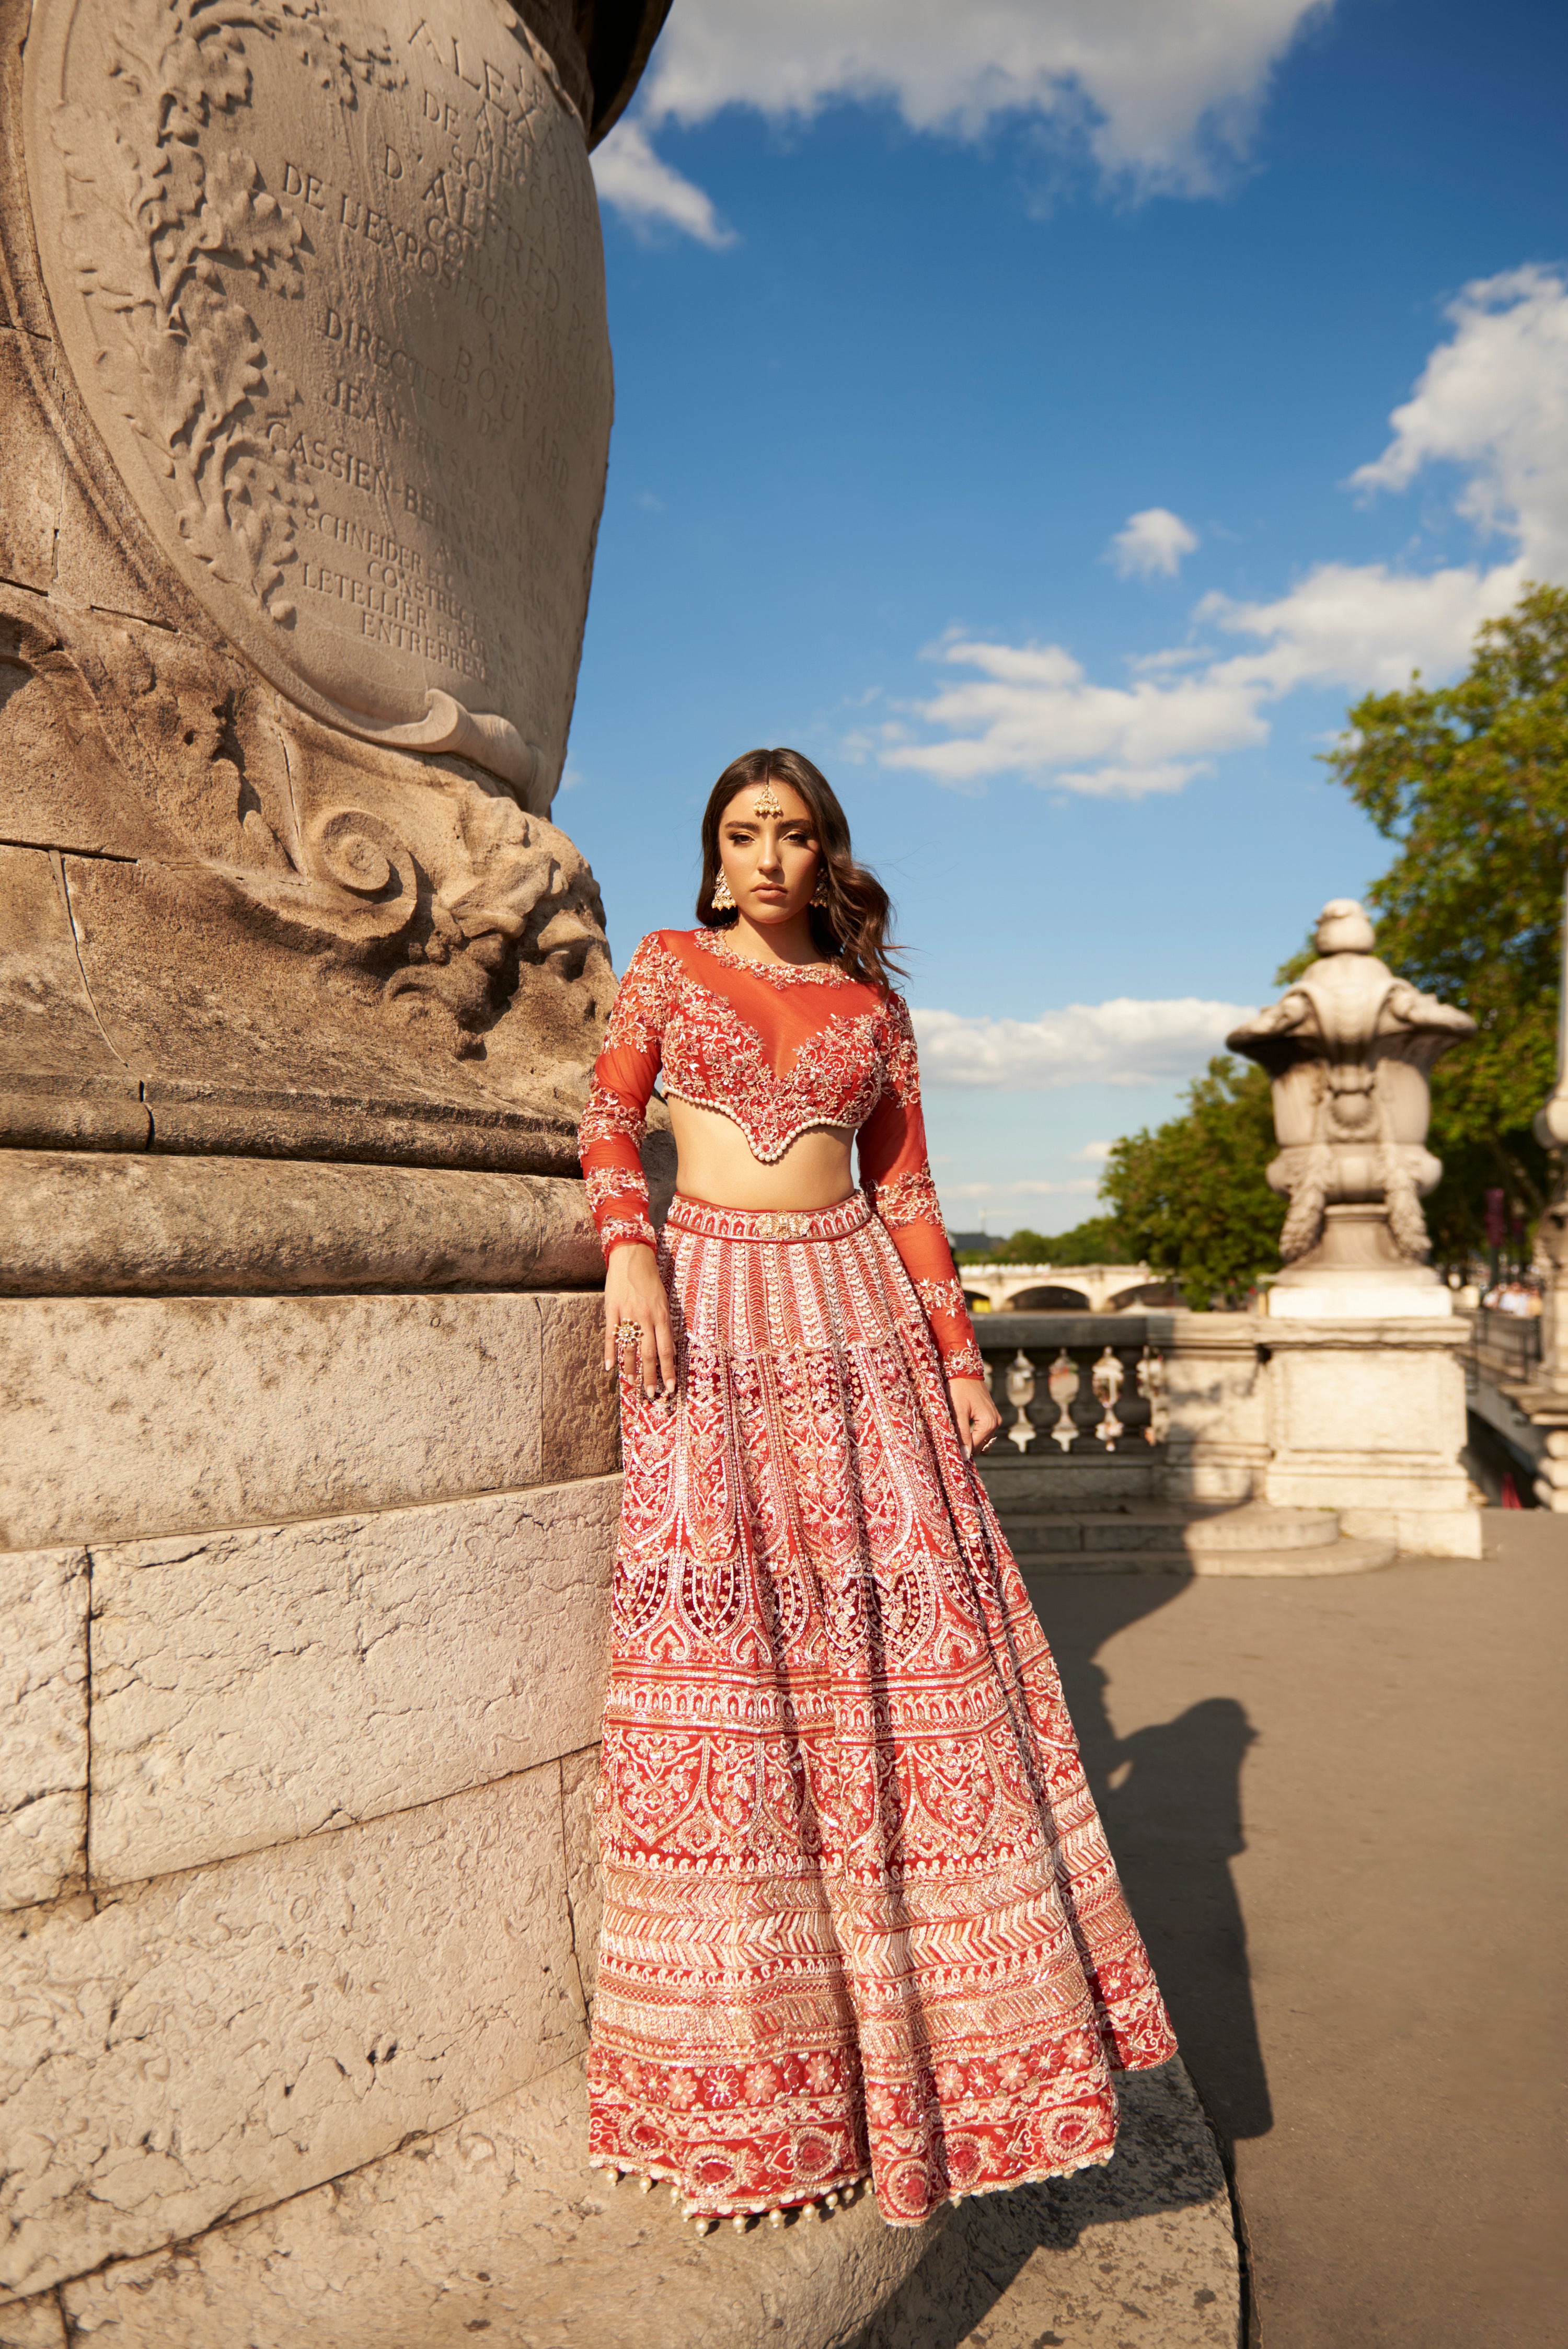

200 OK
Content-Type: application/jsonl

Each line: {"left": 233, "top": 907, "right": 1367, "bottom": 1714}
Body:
{"left": 972, "top": 1309, "right": 1478, "bottom": 1558}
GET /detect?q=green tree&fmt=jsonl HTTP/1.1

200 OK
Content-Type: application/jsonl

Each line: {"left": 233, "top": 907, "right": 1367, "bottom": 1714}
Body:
{"left": 1100, "top": 1056, "right": 1282, "bottom": 1306}
{"left": 953, "top": 1213, "right": 1128, "bottom": 1265}
{"left": 1023, "top": 1212, "right": 1127, "bottom": 1262}
{"left": 1321, "top": 581, "right": 1568, "bottom": 1258}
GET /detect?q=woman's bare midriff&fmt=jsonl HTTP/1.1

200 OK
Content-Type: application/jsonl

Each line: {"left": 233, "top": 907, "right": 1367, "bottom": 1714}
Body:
{"left": 666, "top": 1096, "right": 856, "bottom": 1211}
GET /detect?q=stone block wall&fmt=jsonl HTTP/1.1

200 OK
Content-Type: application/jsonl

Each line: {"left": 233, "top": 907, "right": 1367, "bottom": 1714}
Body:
{"left": 0, "top": 1211, "right": 943, "bottom": 2345}
{"left": 1, "top": 1265, "right": 623, "bottom": 2318}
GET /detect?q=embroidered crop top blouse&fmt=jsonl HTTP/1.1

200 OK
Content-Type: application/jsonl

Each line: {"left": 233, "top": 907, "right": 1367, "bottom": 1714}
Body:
{"left": 578, "top": 927, "right": 984, "bottom": 1379}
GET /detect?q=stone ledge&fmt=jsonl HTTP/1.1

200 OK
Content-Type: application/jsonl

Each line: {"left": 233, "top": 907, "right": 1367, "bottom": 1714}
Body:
{"left": 1260, "top": 1315, "right": 1470, "bottom": 1350}
{"left": 48, "top": 2054, "right": 941, "bottom": 2349}
{"left": 33, "top": 2057, "right": 1238, "bottom": 2349}
{"left": 88, "top": 1476, "right": 620, "bottom": 1885}
{"left": 0, "top": 1149, "right": 603, "bottom": 1297}
{"left": 0, "top": 1288, "right": 618, "bottom": 1552}
{"left": 1, "top": 1765, "right": 587, "bottom": 2300}
{"left": 853, "top": 2059, "right": 1239, "bottom": 2349}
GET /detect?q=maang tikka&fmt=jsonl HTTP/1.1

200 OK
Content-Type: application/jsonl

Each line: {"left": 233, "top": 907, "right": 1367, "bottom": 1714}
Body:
{"left": 751, "top": 778, "right": 785, "bottom": 818}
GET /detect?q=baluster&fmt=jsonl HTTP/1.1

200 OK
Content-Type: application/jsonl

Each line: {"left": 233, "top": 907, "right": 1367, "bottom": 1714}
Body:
{"left": 1091, "top": 1346, "right": 1124, "bottom": 1448}
{"left": 1005, "top": 1351, "right": 1037, "bottom": 1451}
{"left": 1136, "top": 1345, "right": 1169, "bottom": 1446}
{"left": 1045, "top": 1350, "right": 1080, "bottom": 1451}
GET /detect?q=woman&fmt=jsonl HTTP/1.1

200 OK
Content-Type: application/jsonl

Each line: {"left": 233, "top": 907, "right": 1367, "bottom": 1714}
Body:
{"left": 578, "top": 747, "right": 1174, "bottom": 2235}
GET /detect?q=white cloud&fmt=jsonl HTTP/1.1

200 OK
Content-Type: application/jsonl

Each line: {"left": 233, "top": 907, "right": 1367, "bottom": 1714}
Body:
{"left": 1109, "top": 507, "right": 1200, "bottom": 579}
{"left": 643, "top": 0, "right": 1327, "bottom": 185}
{"left": 882, "top": 634, "right": 1270, "bottom": 796}
{"left": 912, "top": 998, "right": 1252, "bottom": 1088}
{"left": 880, "top": 268, "right": 1564, "bottom": 794}
{"left": 591, "top": 120, "right": 736, "bottom": 248}
{"left": 598, "top": 0, "right": 1329, "bottom": 238}
{"left": 1074, "top": 1139, "right": 1114, "bottom": 1162}
{"left": 1197, "top": 557, "right": 1527, "bottom": 695}
{"left": 1352, "top": 266, "right": 1568, "bottom": 576}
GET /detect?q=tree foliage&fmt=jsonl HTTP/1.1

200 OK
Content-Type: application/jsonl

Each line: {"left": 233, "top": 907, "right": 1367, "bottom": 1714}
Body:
{"left": 954, "top": 1213, "right": 1127, "bottom": 1265}
{"left": 1321, "top": 581, "right": 1568, "bottom": 1253}
{"left": 1099, "top": 1056, "right": 1282, "bottom": 1306}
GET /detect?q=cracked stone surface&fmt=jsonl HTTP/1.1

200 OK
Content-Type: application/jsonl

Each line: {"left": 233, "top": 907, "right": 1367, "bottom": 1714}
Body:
{"left": 0, "top": 2288, "right": 67, "bottom": 2347}
{"left": 559, "top": 1747, "right": 603, "bottom": 2009}
{"left": 88, "top": 1478, "right": 619, "bottom": 1885}
{"left": 0, "top": 1767, "right": 586, "bottom": 2299}
{"left": 0, "top": 333, "right": 61, "bottom": 594}
{"left": 0, "top": 1548, "right": 88, "bottom": 1912}
{"left": 54, "top": 2054, "right": 944, "bottom": 2348}
{"left": 852, "top": 2060, "right": 1239, "bottom": 2349}
{"left": 0, "top": 1291, "right": 615, "bottom": 1552}
{"left": 43, "top": 2059, "right": 1237, "bottom": 2348}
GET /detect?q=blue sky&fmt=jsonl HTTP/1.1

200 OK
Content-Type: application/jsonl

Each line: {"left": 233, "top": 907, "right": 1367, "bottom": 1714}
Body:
{"left": 563, "top": 0, "right": 1568, "bottom": 1233}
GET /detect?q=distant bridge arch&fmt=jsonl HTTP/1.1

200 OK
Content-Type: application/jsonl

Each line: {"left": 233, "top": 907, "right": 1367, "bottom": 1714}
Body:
{"left": 958, "top": 1262, "right": 1158, "bottom": 1315}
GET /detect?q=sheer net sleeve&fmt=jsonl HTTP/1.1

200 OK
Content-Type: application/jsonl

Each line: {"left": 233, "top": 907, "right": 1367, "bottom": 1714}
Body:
{"left": 579, "top": 933, "right": 673, "bottom": 1259}
{"left": 858, "top": 994, "right": 984, "bottom": 1379}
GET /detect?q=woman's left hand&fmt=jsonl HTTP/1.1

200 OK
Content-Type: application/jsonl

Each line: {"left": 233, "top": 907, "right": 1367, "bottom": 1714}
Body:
{"left": 948, "top": 1376, "right": 1001, "bottom": 1459}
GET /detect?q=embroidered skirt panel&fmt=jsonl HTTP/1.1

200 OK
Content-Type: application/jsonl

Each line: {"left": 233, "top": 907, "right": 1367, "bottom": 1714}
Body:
{"left": 587, "top": 1194, "right": 1176, "bottom": 2226}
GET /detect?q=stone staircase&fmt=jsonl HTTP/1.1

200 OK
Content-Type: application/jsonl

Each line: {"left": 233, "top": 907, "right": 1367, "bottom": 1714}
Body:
{"left": 986, "top": 1496, "right": 1398, "bottom": 1577}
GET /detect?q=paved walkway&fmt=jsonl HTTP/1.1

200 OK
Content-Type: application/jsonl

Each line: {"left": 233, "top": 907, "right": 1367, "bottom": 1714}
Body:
{"left": 1023, "top": 1514, "right": 1567, "bottom": 2349}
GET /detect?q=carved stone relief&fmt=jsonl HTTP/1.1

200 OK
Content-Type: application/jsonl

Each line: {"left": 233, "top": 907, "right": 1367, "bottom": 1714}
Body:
{"left": 0, "top": 0, "right": 671, "bottom": 1172}
{"left": 22, "top": 0, "right": 613, "bottom": 801}
{"left": 0, "top": 598, "right": 620, "bottom": 1171}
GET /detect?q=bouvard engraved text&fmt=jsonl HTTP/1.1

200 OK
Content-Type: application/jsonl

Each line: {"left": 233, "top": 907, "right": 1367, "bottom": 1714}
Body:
{"left": 23, "top": 0, "right": 613, "bottom": 799}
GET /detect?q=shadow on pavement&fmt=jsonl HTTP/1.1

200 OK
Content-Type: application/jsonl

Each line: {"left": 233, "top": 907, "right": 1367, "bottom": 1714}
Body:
{"left": 1032, "top": 1572, "right": 1274, "bottom": 2147}
{"left": 849, "top": 1570, "right": 1266, "bottom": 2348}
{"left": 850, "top": 2059, "right": 1236, "bottom": 2349}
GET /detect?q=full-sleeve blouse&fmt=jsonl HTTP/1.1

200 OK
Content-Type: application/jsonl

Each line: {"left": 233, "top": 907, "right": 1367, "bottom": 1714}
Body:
{"left": 578, "top": 927, "right": 984, "bottom": 1380}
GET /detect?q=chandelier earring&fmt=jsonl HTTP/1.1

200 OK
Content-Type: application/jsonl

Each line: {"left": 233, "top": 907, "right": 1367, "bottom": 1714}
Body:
{"left": 810, "top": 867, "right": 831, "bottom": 908}
{"left": 711, "top": 868, "right": 735, "bottom": 912}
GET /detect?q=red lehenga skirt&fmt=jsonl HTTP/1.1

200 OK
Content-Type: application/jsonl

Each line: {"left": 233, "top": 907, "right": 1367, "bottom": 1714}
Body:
{"left": 586, "top": 1193, "right": 1175, "bottom": 2226}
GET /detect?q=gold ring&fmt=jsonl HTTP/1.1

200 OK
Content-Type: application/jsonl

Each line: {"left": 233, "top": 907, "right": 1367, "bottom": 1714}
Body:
{"left": 616, "top": 1320, "right": 642, "bottom": 1340}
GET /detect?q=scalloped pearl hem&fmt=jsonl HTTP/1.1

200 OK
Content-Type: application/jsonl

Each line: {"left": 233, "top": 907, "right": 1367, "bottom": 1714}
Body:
{"left": 589, "top": 2138, "right": 1116, "bottom": 2229}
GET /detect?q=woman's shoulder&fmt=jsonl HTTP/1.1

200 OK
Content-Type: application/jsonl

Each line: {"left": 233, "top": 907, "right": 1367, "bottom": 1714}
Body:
{"left": 622, "top": 928, "right": 697, "bottom": 972}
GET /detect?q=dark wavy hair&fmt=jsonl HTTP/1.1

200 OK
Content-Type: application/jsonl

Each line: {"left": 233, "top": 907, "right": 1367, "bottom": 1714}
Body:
{"left": 696, "top": 747, "right": 903, "bottom": 989}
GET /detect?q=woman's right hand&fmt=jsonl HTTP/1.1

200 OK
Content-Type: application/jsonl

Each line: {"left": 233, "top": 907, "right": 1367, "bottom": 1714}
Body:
{"left": 602, "top": 1240, "right": 678, "bottom": 1397}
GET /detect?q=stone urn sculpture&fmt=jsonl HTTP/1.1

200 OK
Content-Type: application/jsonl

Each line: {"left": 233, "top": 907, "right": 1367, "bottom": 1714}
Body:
{"left": 1227, "top": 900, "right": 1474, "bottom": 1316}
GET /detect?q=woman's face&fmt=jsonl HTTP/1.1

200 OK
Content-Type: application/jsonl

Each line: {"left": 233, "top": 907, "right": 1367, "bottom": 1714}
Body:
{"left": 717, "top": 781, "right": 822, "bottom": 925}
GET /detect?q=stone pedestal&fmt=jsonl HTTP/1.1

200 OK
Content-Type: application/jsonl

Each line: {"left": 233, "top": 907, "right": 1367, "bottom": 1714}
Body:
{"left": 0, "top": 0, "right": 943, "bottom": 2332}
{"left": 0, "top": 1159, "right": 941, "bottom": 2340}
{"left": 1264, "top": 1204, "right": 1456, "bottom": 1320}
{"left": 1159, "top": 1311, "right": 1271, "bottom": 1503}
{"left": 1261, "top": 1318, "right": 1481, "bottom": 1558}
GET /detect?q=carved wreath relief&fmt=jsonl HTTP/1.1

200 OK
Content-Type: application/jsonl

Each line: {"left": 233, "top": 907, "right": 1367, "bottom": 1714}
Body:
{"left": 24, "top": 0, "right": 613, "bottom": 799}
